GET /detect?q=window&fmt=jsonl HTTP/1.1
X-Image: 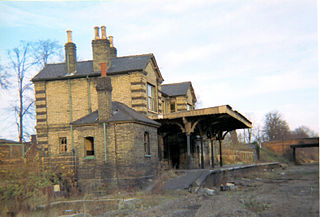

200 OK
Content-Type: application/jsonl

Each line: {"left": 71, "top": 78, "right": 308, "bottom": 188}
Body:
{"left": 161, "top": 100, "right": 168, "bottom": 114}
{"left": 147, "top": 83, "right": 156, "bottom": 111}
{"left": 84, "top": 137, "right": 94, "bottom": 156}
{"left": 144, "top": 132, "right": 151, "bottom": 156}
{"left": 170, "top": 102, "right": 175, "bottom": 113}
{"left": 187, "top": 104, "right": 191, "bottom": 111}
{"left": 164, "top": 101, "right": 168, "bottom": 114}
{"left": 59, "top": 137, "right": 67, "bottom": 153}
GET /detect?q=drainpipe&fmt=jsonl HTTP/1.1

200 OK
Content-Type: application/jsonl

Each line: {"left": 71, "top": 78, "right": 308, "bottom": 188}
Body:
{"left": 68, "top": 79, "right": 74, "bottom": 151}
{"left": 113, "top": 123, "right": 119, "bottom": 187}
{"left": 86, "top": 76, "right": 92, "bottom": 113}
{"left": 103, "top": 122, "right": 107, "bottom": 162}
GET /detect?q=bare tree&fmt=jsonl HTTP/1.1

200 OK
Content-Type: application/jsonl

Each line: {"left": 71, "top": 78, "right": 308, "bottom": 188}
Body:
{"left": 291, "top": 126, "right": 318, "bottom": 138}
{"left": 7, "top": 40, "right": 62, "bottom": 142}
{"left": 263, "top": 111, "right": 290, "bottom": 141}
{"left": 31, "top": 40, "right": 62, "bottom": 68}
{"left": 252, "top": 126, "right": 264, "bottom": 144}
{"left": 8, "top": 41, "right": 36, "bottom": 142}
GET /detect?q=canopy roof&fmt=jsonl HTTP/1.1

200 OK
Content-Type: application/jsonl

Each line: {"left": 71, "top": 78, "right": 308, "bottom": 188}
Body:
{"left": 150, "top": 105, "right": 252, "bottom": 133}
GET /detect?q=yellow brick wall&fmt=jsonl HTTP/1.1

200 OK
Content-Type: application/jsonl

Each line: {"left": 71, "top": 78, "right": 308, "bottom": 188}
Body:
{"left": 110, "top": 74, "right": 132, "bottom": 107}
{"left": 47, "top": 126, "right": 71, "bottom": 155}
{"left": 46, "top": 80, "right": 71, "bottom": 124}
{"left": 145, "top": 62, "right": 161, "bottom": 115}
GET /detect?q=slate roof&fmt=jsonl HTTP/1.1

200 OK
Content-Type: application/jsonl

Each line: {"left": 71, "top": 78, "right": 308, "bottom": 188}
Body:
{"left": 72, "top": 101, "right": 160, "bottom": 127}
{"left": 32, "top": 54, "right": 154, "bottom": 82}
{"left": 161, "top": 81, "right": 192, "bottom": 97}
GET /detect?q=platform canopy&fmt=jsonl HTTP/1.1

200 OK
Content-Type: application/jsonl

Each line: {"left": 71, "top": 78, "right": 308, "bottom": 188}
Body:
{"left": 149, "top": 105, "right": 252, "bottom": 168}
{"left": 150, "top": 105, "right": 252, "bottom": 136}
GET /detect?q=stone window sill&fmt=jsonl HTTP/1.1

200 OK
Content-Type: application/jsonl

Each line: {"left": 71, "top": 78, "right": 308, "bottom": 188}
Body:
{"left": 148, "top": 110, "right": 158, "bottom": 114}
{"left": 144, "top": 155, "right": 152, "bottom": 158}
{"left": 84, "top": 156, "right": 96, "bottom": 160}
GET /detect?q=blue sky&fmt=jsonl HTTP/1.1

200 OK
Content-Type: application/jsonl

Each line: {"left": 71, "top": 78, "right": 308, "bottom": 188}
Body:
{"left": 0, "top": 0, "right": 318, "bottom": 140}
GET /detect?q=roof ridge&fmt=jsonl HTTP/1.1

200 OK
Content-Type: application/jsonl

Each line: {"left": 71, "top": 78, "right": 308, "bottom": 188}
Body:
{"left": 113, "top": 53, "right": 153, "bottom": 59}
{"left": 45, "top": 54, "right": 153, "bottom": 66}
{"left": 162, "top": 81, "right": 191, "bottom": 86}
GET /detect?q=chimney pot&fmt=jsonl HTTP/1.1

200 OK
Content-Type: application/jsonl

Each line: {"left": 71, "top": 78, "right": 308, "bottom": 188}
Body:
{"left": 94, "top": 26, "right": 100, "bottom": 40}
{"left": 67, "top": 30, "right": 72, "bottom": 43}
{"left": 101, "top": 26, "right": 107, "bottom": 39}
{"left": 109, "top": 36, "right": 114, "bottom": 47}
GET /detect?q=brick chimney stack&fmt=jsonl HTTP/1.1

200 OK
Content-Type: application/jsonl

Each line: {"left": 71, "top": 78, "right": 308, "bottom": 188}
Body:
{"left": 65, "top": 30, "right": 77, "bottom": 74}
{"left": 92, "top": 26, "right": 111, "bottom": 72}
{"left": 96, "top": 63, "right": 112, "bottom": 121}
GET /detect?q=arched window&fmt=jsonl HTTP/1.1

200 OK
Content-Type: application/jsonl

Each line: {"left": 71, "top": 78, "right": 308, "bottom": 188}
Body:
{"left": 144, "top": 132, "right": 151, "bottom": 156}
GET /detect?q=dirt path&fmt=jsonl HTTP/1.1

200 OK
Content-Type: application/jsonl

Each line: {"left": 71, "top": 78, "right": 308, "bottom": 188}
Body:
{"left": 134, "top": 164, "right": 319, "bottom": 217}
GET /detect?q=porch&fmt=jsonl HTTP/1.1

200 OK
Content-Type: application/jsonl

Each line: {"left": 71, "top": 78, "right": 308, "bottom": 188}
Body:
{"left": 150, "top": 105, "right": 252, "bottom": 169}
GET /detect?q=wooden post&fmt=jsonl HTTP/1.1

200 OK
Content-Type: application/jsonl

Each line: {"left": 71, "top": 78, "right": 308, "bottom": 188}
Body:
{"left": 293, "top": 147, "right": 296, "bottom": 164}
{"left": 219, "top": 139, "right": 223, "bottom": 167}
{"left": 187, "top": 133, "right": 191, "bottom": 169}
{"left": 200, "top": 138, "right": 204, "bottom": 169}
{"left": 211, "top": 139, "right": 214, "bottom": 168}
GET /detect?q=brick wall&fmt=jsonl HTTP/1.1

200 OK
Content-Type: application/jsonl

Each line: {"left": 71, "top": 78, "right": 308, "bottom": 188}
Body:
{"left": 263, "top": 138, "right": 319, "bottom": 163}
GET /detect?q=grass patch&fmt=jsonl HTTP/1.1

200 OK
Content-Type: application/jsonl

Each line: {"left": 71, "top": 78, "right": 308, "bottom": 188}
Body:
{"left": 242, "top": 199, "right": 271, "bottom": 213}
{"left": 260, "top": 147, "right": 290, "bottom": 163}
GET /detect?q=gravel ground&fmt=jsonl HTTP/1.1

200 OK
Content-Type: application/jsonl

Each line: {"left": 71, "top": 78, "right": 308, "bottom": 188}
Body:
{"left": 133, "top": 163, "right": 319, "bottom": 217}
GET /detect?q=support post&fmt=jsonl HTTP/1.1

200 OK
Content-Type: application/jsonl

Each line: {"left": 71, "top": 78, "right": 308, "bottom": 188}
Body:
{"left": 293, "top": 147, "right": 296, "bottom": 164}
{"left": 211, "top": 139, "right": 214, "bottom": 168}
{"left": 187, "top": 133, "right": 191, "bottom": 169}
{"left": 200, "top": 138, "right": 204, "bottom": 169}
{"left": 219, "top": 139, "right": 223, "bottom": 167}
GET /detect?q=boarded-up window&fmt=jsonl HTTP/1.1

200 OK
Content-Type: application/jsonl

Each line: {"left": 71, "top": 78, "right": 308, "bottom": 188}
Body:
{"left": 85, "top": 137, "right": 94, "bottom": 156}
{"left": 59, "top": 137, "right": 67, "bottom": 153}
{"left": 144, "top": 132, "right": 151, "bottom": 156}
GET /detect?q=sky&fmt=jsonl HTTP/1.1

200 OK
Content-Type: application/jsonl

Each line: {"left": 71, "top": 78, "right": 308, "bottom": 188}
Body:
{"left": 0, "top": 0, "right": 318, "bottom": 141}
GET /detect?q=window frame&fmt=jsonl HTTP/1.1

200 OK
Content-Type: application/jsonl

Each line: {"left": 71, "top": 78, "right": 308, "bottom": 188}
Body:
{"left": 84, "top": 136, "right": 95, "bottom": 157}
{"left": 170, "top": 102, "right": 176, "bottom": 113}
{"left": 144, "top": 132, "right": 151, "bottom": 157}
{"left": 147, "top": 83, "right": 157, "bottom": 112}
{"left": 59, "top": 137, "right": 67, "bottom": 153}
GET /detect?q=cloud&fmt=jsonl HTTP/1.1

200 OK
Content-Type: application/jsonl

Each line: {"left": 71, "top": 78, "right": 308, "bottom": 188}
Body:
{"left": 0, "top": 0, "right": 318, "bottom": 138}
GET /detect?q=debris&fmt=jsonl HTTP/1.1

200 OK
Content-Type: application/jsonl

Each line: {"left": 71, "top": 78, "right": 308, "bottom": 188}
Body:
{"left": 280, "top": 163, "right": 288, "bottom": 169}
{"left": 54, "top": 184, "right": 60, "bottom": 192}
{"left": 118, "top": 198, "right": 141, "bottom": 210}
{"left": 198, "top": 187, "right": 216, "bottom": 196}
{"left": 220, "top": 182, "right": 237, "bottom": 191}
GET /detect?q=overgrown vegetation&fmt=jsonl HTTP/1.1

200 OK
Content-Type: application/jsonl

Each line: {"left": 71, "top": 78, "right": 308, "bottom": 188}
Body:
{"left": 259, "top": 147, "right": 290, "bottom": 163}
{"left": 0, "top": 154, "right": 59, "bottom": 216}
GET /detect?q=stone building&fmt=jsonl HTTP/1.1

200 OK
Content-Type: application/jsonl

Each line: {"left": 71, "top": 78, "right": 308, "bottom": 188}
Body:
{"left": 161, "top": 81, "right": 197, "bottom": 113}
{"left": 32, "top": 26, "right": 252, "bottom": 191}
